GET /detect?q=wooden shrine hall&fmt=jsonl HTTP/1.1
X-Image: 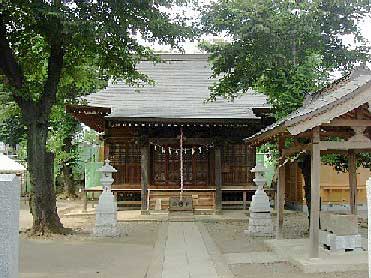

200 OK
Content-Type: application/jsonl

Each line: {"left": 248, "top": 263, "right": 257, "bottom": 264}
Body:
{"left": 246, "top": 65, "right": 371, "bottom": 258}
{"left": 68, "top": 54, "right": 272, "bottom": 213}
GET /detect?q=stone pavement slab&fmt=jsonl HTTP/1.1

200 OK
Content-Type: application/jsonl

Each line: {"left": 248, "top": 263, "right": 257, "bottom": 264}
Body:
{"left": 224, "top": 252, "right": 284, "bottom": 265}
{"left": 162, "top": 222, "right": 219, "bottom": 278}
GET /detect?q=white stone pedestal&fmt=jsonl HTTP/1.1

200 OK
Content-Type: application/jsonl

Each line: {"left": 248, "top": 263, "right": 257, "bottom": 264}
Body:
{"left": 94, "top": 190, "right": 119, "bottom": 237}
{"left": 246, "top": 187, "right": 273, "bottom": 236}
{"left": 0, "top": 174, "right": 21, "bottom": 278}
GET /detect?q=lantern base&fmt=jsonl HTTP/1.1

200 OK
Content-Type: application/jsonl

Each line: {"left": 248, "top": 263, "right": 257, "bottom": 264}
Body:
{"left": 247, "top": 187, "right": 273, "bottom": 237}
{"left": 94, "top": 191, "right": 120, "bottom": 237}
{"left": 245, "top": 212, "right": 273, "bottom": 237}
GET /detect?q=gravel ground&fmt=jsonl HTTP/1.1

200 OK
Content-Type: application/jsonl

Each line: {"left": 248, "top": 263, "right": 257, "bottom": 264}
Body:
{"left": 204, "top": 212, "right": 309, "bottom": 253}
{"left": 20, "top": 218, "right": 160, "bottom": 246}
{"left": 205, "top": 212, "right": 368, "bottom": 278}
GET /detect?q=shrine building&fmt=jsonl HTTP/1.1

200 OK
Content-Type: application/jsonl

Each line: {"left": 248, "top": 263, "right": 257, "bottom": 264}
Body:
{"left": 67, "top": 54, "right": 272, "bottom": 213}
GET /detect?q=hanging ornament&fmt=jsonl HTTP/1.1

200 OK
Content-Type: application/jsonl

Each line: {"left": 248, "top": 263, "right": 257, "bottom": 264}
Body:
{"left": 162, "top": 147, "right": 165, "bottom": 154}
{"left": 199, "top": 147, "right": 202, "bottom": 153}
{"left": 154, "top": 145, "right": 157, "bottom": 151}
{"left": 169, "top": 147, "right": 172, "bottom": 155}
{"left": 192, "top": 148, "right": 195, "bottom": 155}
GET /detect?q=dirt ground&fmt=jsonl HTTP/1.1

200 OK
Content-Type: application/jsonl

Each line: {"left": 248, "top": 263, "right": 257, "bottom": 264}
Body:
{"left": 204, "top": 212, "right": 368, "bottom": 278}
{"left": 20, "top": 201, "right": 369, "bottom": 278}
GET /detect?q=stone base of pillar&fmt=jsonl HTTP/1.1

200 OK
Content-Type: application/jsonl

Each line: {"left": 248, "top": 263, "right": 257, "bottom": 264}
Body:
{"left": 141, "top": 210, "right": 150, "bottom": 215}
{"left": 214, "top": 209, "right": 223, "bottom": 215}
{"left": 319, "top": 230, "right": 362, "bottom": 252}
{"left": 94, "top": 191, "right": 119, "bottom": 237}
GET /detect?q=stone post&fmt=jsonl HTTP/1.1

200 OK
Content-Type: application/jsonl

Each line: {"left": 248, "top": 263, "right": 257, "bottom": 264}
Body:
{"left": 245, "top": 160, "right": 273, "bottom": 236}
{"left": 0, "top": 153, "right": 25, "bottom": 278}
{"left": 94, "top": 159, "right": 119, "bottom": 237}
{"left": 366, "top": 177, "right": 371, "bottom": 278}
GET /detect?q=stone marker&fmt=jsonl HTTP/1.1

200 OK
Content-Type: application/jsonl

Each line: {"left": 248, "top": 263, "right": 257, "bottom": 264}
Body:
{"left": 246, "top": 161, "right": 273, "bottom": 236}
{"left": 366, "top": 177, "right": 371, "bottom": 278}
{"left": 168, "top": 196, "right": 193, "bottom": 212}
{"left": 0, "top": 153, "right": 25, "bottom": 278}
{"left": 320, "top": 212, "right": 362, "bottom": 252}
{"left": 94, "top": 159, "right": 119, "bottom": 237}
{"left": 155, "top": 198, "right": 162, "bottom": 211}
{"left": 320, "top": 212, "right": 358, "bottom": 235}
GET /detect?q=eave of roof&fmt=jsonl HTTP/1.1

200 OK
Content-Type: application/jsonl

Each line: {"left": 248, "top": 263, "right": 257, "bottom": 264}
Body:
{"left": 245, "top": 65, "right": 371, "bottom": 146}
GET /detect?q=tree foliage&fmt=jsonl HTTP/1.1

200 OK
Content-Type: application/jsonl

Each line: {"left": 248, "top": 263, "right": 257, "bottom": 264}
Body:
{"left": 201, "top": 1, "right": 371, "bottom": 218}
{"left": 200, "top": 0, "right": 370, "bottom": 118}
{"left": 0, "top": 0, "right": 195, "bottom": 234}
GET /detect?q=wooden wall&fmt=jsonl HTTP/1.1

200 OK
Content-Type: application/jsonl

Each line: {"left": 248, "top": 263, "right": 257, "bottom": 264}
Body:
{"left": 285, "top": 163, "right": 370, "bottom": 206}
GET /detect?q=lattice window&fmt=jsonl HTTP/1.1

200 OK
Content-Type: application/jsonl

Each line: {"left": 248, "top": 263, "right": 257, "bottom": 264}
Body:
{"left": 222, "top": 144, "right": 249, "bottom": 186}
{"left": 152, "top": 145, "right": 209, "bottom": 186}
{"left": 109, "top": 143, "right": 141, "bottom": 186}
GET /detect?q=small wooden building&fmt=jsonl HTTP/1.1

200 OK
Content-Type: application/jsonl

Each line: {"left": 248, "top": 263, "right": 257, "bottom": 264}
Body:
{"left": 246, "top": 65, "right": 371, "bottom": 258}
{"left": 68, "top": 54, "right": 272, "bottom": 213}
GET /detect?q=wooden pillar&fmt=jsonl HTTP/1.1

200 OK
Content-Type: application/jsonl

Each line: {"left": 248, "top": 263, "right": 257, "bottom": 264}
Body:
{"left": 141, "top": 145, "right": 150, "bottom": 215}
{"left": 309, "top": 127, "right": 321, "bottom": 258}
{"left": 243, "top": 191, "right": 247, "bottom": 210}
{"left": 276, "top": 137, "right": 285, "bottom": 239}
{"left": 83, "top": 190, "right": 87, "bottom": 212}
{"left": 104, "top": 142, "right": 110, "bottom": 159}
{"left": 348, "top": 150, "right": 357, "bottom": 215}
{"left": 247, "top": 147, "right": 256, "bottom": 184}
{"left": 215, "top": 147, "right": 222, "bottom": 214}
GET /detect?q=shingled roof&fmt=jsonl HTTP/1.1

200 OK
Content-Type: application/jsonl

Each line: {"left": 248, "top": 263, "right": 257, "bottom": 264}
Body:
{"left": 246, "top": 64, "right": 371, "bottom": 145}
{"left": 81, "top": 54, "right": 269, "bottom": 121}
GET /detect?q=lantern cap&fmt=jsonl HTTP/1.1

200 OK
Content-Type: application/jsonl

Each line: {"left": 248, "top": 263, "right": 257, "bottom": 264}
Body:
{"left": 97, "top": 159, "right": 117, "bottom": 173}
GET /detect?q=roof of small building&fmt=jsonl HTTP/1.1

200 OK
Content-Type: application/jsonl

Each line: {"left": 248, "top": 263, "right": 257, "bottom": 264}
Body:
{"left": 82, "top": 54, "right": 269, "bottom": 120}
{"left": 246, "top": 64, "right": 371, "bottom": 145}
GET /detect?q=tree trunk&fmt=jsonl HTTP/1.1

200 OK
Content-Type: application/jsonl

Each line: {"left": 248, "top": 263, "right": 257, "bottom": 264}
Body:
{"left": 62, "top": 164, "right": 76, "bottom": 198}
{"left": 299, "top": 154, "right": 311, "bottom": 224}
{"left": 27, "top": 119, "right": 64, "bottom": 234}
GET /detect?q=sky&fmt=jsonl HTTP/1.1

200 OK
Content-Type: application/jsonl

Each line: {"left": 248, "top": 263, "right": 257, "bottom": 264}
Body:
{"left": 141, "top": 3, "right": 371, "bottom": 57}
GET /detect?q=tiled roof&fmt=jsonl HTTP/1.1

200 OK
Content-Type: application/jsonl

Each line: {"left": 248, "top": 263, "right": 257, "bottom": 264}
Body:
{"left": 83, "top": 54, "right": 269, "bottom": 120}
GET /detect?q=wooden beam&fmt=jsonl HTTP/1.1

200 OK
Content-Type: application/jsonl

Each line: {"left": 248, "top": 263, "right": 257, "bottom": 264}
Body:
{"left": 276, "top": 136, "right": 285, "bottom": 239}
{"left": 348, "top": 150, "right": 358, "bottom": 215}
{"left": 149, "top": 137, "right": 212, "bottom": 145}
{"left": 323, "top": 119, "right": 371, "bottom": 127}
{"left": 215, "top": 147, "right": 222, "bottom": 214}
{"left": 310, "top": 127, "right": 321, "bottom": 258}
{"left": 320, "top": 141, "right": 371, "bottom": 151}
{"left": 141, "top": 145, "right": 150, "bottom": 214}
{"left": 288, "top": 130, "right": 352, "bottom": 139}
{"left": 282, "top": 143, "right": 312, "bottom": 157}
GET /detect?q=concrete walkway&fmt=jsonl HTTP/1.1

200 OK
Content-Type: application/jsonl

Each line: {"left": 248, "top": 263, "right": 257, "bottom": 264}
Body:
{"left": 162, "top": 222, "right": 218, "bottom": 278}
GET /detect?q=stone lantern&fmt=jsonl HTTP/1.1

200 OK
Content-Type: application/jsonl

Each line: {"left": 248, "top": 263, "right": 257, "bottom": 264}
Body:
{"left": 246, "top": 160, "right": 273, "bottom": 236}
{"left": 94, "top": 159, "right": 119, "bottom": 237}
